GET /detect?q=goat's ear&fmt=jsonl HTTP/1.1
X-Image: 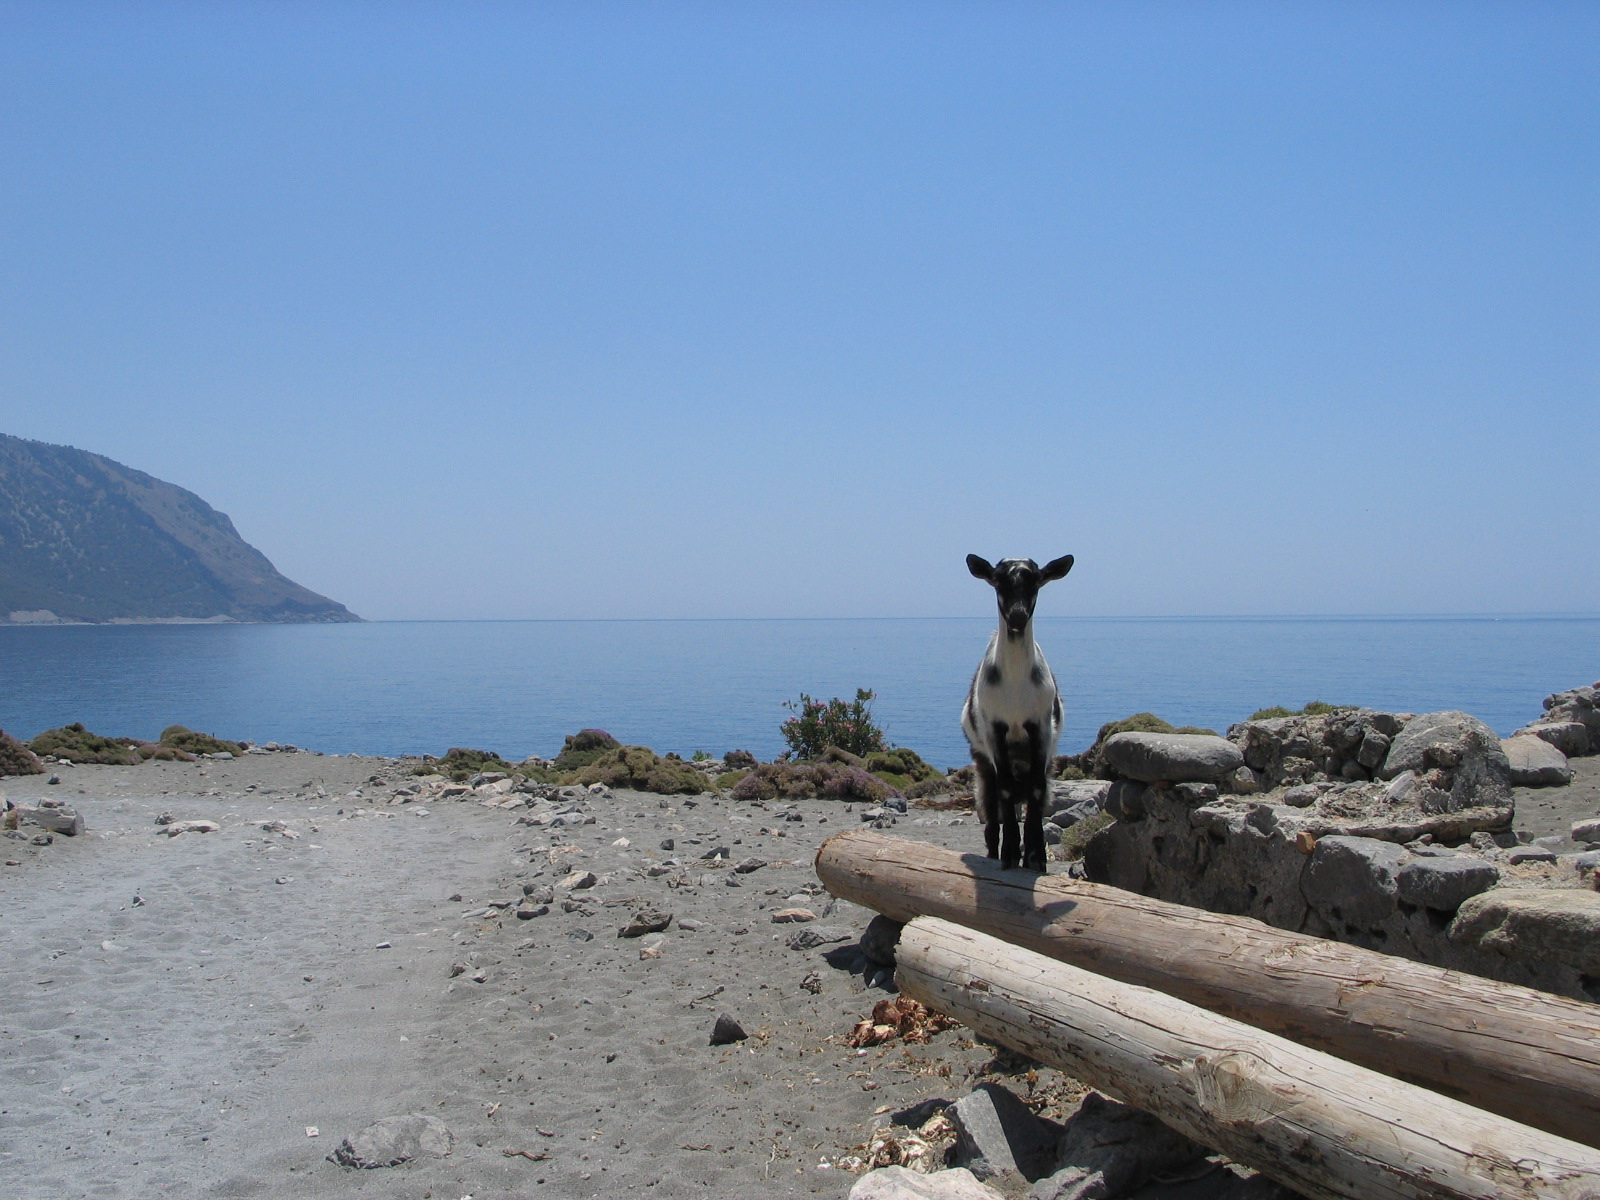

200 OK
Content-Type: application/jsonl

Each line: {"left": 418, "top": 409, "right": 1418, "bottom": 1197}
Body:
{"left": 966, "top": 554, "right": 995, "bottom": 581}
{"left": 1040, "top": 554, "right": 1075, "bottom": 582}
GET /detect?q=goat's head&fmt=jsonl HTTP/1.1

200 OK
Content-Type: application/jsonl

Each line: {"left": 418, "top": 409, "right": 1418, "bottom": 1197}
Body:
{"left": 967, "top": 553, "right": 1074, "bottom": 637}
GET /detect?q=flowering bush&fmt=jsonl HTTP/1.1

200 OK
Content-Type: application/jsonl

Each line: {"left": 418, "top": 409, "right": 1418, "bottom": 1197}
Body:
{"left": 780, "top": 689, "right": 887, "bottom": 760}
{"left": 729, "top": 760, "right": 899, "bottom": 804}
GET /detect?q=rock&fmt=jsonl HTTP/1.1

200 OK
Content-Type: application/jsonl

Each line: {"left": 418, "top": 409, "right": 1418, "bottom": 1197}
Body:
{"left": 515, "top": 904, "right": 549, "bottom": 920}
{"left": 559, "top": 870, "right": 598, "bottom": 890}
{"left": 1502, "top": 736, "right": 1573, "bottom": 787}
{"left": 786, "top": 925, "right": 852, "bottom": 951}
{"left": 1031, "top": 1091, "right": 1209, "bottom": 1200}
{"left": 947, "top": 1082, "right": 1063, "bottom": 1181}
{"left": 1508, "top": 849, "right": 1557, "bottom": 864}
{"left": 700, "top": 846, "right": 730, "bottom": 860}
{"left": 733, "top": 857, "right": 767, "bottom": 874}
{"left": 12, "top": 805, "right": 83, "bottom": 836}
{"left": 1301, "top": 835, "right": 1408, "bottom": 929}
{"left": 1047, "top": 779, "right": 1112, "bottom": 816}
{"left": 618, "top": 908, "right": 673, "bottom": 938}
{"left": 1515, "top": 721, "right": 1591, "bottom": 758}
{"left": 1378, "top": 711, "right": 1511, "bottom": 811}
{"left": 522, "top": 884, "right": 555, "bottom": 904}
{"left": 329, "top": 1114, "right": 455, "bottom": 1168}
{"left": 1450, "top": 888, "right": 1600, "bottom": 974}
{"left": 162, "top": 820, "right": 220, "bottom": 836}
{"left": 659, "top": 838, "right": 675, "bottom": 851}
{"left": 861, "top": 914, "right": 904, "bottom": 967}
{"left": 1396, "top": 856, "right": 1500, "bottom": 912}
{"left": 709, "top": 1013, "right": 747, "bottom": 1045}
{"left": 566, "top": 928, "right": 594, "bottom": 943}
{"left": 1571, "top": 817, "right": 1600, "bottom": 845}
{"left": 678, "top": 917, "right": 703, "bottom": 931}
{"left": 1220, "top": 764, "right": 1262, "bottom": 794}
{"left": 849, "top": 1166, "right": 1005, "bottom": 1200}
{"left": 30, "top": 833, "right": 52, "bottom": 846}
{"left": 1100, "top": 733, "right": 1243, "bottom": 783}
{"left": 771, "top": 908, "right": 816, "bottom": 923}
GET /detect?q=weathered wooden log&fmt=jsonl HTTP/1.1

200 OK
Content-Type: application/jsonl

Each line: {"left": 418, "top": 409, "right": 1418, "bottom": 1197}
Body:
{"left": 897, "top": 916, "right": 1600, "bottom": 1200}
{"left": 816, "top": 829, "right": 1600, "bottom": 1148}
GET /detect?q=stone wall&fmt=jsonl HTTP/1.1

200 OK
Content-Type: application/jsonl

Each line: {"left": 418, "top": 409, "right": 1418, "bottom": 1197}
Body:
{"left": 1077, "top": 685, "right": 1600, "bottom": 1001}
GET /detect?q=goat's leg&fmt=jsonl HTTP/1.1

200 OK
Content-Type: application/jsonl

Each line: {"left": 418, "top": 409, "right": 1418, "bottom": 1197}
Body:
{"left": 972, "top": 751, "right": 1000, "bottom": 861}
{"left": 1021, "top": 720, "right": 1048, "bottom": 872}
{"left": 991, "top": 723, "right": 1023, "bottom": 869}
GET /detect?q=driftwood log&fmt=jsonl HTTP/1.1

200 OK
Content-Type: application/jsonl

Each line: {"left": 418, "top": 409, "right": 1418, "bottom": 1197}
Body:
{"left": 815, "top": 829, "right": 1600, "bottom": 1148}
{"left": 896, "top": 916, "right": 1600, "bottom": 1200}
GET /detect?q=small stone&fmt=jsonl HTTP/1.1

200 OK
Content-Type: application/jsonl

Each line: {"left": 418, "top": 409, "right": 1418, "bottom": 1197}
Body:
{"left": 733, "top": 857, "right": 767, "bottom": 874}
{"left": 700, "top": 846, "right": 730, "bottom": 860}
{"left": 1508, "top": 849, "right": 1557, "bottom": 865}
{"left": 618, "top": 908, "right": 673, "bottom": 938}
{"left": 787, "top": 926, "right": 852, "bottom": 951}
{"left": 30, "top": 834, "right": 52, "bottom": 846}
{"left": 566, "top": 928, "right": 594, "bottom": 942}
{"left": 660, "top": 838, "right": 675, "bottom": 851}
{"left": 709, "top": 1013, "right": 747, "bottom": 1045}
{"left": 516, "top": 904, "right": 549, "bottom": 920}
{"left": 449, "top": 963, "right": 465, "bottom": 977}
{"left": 1571, "top": 817, "right": 1600, "bottom": 845}
{"left": 771, "top": 908, "right": 816, "bottom": 923}
{"left": 639, "top": 943, "right": 663, "bottom": 960}
{"left": 560, "top": 871, "right": 598, "bottom": 890}
{"left": 329, "top": 1114, "right": 455, "bottom": 1169}
{"left": 375, "top": 941, "right": 392, "bottom": 949}
{"left": 678, "top": 918, "right": 703, "bottom": 931}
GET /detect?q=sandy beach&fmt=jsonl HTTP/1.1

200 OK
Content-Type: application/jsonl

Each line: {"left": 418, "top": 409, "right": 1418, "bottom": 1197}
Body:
{"left": 4, "top": 747, "right": 1598, "bottom": 1200}
{"left": 0, "top": 751, "right": 1018, "bottom": 1200}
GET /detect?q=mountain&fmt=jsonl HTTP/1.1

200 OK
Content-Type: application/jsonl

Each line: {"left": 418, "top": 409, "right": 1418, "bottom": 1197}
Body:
{"left": 0, "top": 433, "right": 360, "bottom": 624}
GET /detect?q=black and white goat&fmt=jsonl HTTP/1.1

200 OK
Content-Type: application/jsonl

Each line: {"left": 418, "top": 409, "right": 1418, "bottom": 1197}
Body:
{"left": 961, "top": 553, "right": 1074, "bottom": 872}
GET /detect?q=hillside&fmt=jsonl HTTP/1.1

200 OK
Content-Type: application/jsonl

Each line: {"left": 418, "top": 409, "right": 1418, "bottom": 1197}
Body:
{"left": 0, "top": 433, "right": 359, "bottom": 624}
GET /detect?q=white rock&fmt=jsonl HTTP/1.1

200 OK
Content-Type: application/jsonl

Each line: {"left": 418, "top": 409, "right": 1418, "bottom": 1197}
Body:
{"left": 850, "top": 1166, "right": 1004, "bottom": 1200}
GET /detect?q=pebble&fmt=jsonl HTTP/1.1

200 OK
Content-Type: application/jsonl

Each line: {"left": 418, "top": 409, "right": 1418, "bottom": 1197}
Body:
{"left": 618, "top": 908, "right": 673, "bottom": 938}
{"left": 567, "top": 928, "right": 594, "bottom": 943}
{"left": 771, "top": 908, "right": 817, "bottom": 923}
{"left": 678, "top": 918, "right": 703, "bottom": 932}
{"left": 709, "top": 1013, "right": 747, "bottom": 1045}
{"left": 275, "top": 876, "right": 293, "bottom": 885}
{"left": 375, "top": 941, "right": 392, "bottom": 949}
{"left": 733, "top": 857, "right": 767, "bottom": 874}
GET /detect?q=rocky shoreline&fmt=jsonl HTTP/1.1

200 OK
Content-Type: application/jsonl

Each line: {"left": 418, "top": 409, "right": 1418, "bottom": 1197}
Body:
{"left": 2, "top": 685, "right": 1597, "bottom": 1200}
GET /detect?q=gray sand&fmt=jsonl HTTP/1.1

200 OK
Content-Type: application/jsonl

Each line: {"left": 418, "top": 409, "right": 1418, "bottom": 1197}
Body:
{"left": 0, "top": 754, "right": 1003, "bottom": 1200}
{"left": 5, "top": 752, "right": 1597, "bottom": 1200}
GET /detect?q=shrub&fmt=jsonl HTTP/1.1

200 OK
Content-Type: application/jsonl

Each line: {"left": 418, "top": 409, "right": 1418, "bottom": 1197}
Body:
{"left": 1248, "top": 701, "right": 1353, "bottom": 721}
{"left": 723, "top": 749, "right": 758, "bottom": 770}
{"left": 28, "top": 723, "right": 142, "bottom": 765}
{"left": 158, "top": 725, "right": 244, "bottom": 756}
{"left": 137, "top": 743, "right": 195, "bottom": 762}
{"left": 863, "top": 747, "right": 942, "bottom": 788}
{"left": 781, "top": 689, "right": 887, "bottom": 760}
{"left": 1057, "top": 812, "right": 1114, "bottom": 861}
{"left": 729, "top": 760, "right": 899, "bottom": 804}
{"left": 0, "top": 729, "right": 43, "bottom": 776}
{"left": 552, "top": 729, "right": 622, "bottom": 772}
{"left": 569, "top": 746, "right": 707, "bottom": 795}
{"left": 417, "top": 747, "right": 523, "bottom": 782}
{"left": 713, "top": 768, "right": 751, "bottom": 790}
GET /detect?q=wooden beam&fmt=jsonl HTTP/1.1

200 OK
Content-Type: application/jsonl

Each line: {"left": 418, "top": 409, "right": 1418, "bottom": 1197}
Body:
{"left": 897, "top": 917, "right": 1600, "bottom": 1200}
{"left": 815, "top": 829, "right": 1600, "bottom": 1148}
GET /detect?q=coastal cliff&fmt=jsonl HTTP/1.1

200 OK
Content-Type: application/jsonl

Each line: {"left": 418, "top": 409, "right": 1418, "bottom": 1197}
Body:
{"left": 0, "top": 432, "right": 358, "bottom": 624}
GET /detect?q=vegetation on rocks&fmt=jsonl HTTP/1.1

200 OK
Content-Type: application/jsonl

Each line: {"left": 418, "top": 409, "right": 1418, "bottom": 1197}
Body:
{"left": 416, "top": 747, "right": 525, "bottom": 782}
{"left": 28, "top": 723, "right": 144, "bottom": 765}
{"left": 730, "top": 760, "right": 900, "bottom": 804}
{"left": 862, "top": 747, "right": 942, "bottom": 789}
{"left": 158, "top": 725, "right": 244, "bottom": 756}
{"left": 0, "top": 729, "right": 44, "bottom": 776}
{"left": 552, "top": 729, "right": 622, "bottom": 772}
{"left": 780, "top": 689, "right": 887, "bottom": 760}
{"left": 1247, "top": 700, "right": 1353, "bottom": 720}
{"left": 1057, "top": 712, "right": 1220, "bottom": 779}
{"left": 569, "top": 746, "right": 708, "bottom": 795}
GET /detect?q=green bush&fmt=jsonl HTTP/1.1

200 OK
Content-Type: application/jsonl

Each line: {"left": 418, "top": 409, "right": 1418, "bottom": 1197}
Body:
{"left": 569, "top": 746, "right": 708, "bottom": 795}
{"left": 1247, "top": 701, "right": 1353, "bottom": 721}
{"left": 28, "top": 723, "right": 142, "bottom": 766}
{"left": 780, "top": 689, "right": 887, "bottom": 760}
{"left": 552, "top": 729, "right": 622, "bottom": 772}
{"left": 729, "top": 760, "right": 899, "bottom": 804}
{"left": 0, "top": 729, "right": 43, "bottom": 776}
{"left": 1057, "top": 812, "right": 1114, "bottom": 861}
{"left": 713, "top": 768, "right": 751, "bottom": 790}
{"left": 158, "top": 725, "right": 244, "bottom": 756}
{"left": 863, "top": 747, "right": 942, "bottom": 786}
{"left": 416, "top": 747, "right": 524, "bottom": 782}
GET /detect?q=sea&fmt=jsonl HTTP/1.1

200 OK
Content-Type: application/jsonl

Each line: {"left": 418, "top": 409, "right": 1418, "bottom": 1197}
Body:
{"left": 1, "top": 616, "right": 1596, "bottom": 770}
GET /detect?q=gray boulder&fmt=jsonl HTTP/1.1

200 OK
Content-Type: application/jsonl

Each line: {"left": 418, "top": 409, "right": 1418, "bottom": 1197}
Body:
{"left": 1047, "top": 779, "right": 1111, "bottom": 817}
{"left": 329, "top": 1114, "right": 455, "bottom": 1168}
{"left": 12, "top": 804, "right": 83, "bottom": 837}
{"left": 1450, "top": 888, "right": 1600, "bottom": 975}
{"left": 1101, "top": 733, "right": 1243, "bottom": 783}
{"left": 1571, "top": 817, "right": 1600, "bottom": 845}
{"left": 1396, "top": 855, "right": 1500, "bottom": 912}
{"left": 1514, "top": 721, "right": 1591, "bottom": 758}
{"left": 1030, "top": 1091, "right": 1207, "bottom": 1200}
{"left": 1541, "top": 684, "right": 1600, "bottom": 742}
{"left": 1301, "top": 835, "right": 1408, "bottom": 929}
{"left": 1378, "top": 711, "right": 1511, "bottom": 811}
{"left": 948, "top": 1082, "right": 1063, "bottom": 1181}
{"left": 1501, "top": 736, "right": 1573, "bottom": 787}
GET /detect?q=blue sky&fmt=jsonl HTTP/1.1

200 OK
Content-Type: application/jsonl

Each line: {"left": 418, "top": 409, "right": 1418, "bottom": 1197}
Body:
{"left": 2, "top": 2, "right": 1594, "bottom": 620}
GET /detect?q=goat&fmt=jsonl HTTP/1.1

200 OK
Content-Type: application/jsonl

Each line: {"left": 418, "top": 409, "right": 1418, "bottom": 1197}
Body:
{"left": 961, "top": 553, "right": 1074, "bottom": 871}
